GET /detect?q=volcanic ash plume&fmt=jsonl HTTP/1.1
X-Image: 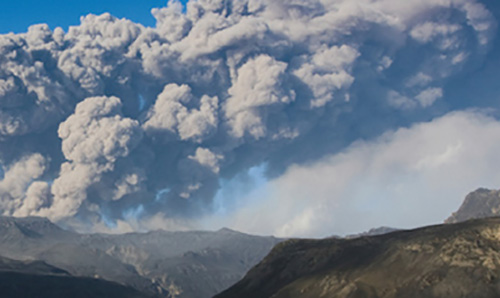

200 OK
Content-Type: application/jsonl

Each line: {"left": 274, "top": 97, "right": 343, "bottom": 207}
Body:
{"left": 0, "top": 0, "right": 496, "bottom": 231}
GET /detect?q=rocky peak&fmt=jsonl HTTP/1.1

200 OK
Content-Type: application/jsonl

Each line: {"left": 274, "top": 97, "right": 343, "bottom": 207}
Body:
{"left": 446, "top": 188, "right": 500, "bottom": 224}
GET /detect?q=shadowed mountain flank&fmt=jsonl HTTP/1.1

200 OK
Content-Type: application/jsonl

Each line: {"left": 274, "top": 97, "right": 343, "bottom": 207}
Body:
{"left": 216, "top": 217, "right": 500, "bottom": 298}
{"left": 0, "top": 256, "right": 149, "bottom": 298}
{"left": 0, "top": 272, "right": 150, "bottom": 298}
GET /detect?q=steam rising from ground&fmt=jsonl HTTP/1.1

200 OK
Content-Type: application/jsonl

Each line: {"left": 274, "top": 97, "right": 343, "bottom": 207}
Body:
{"left": 0, "top": 0, "right": 497, "bottom": 233}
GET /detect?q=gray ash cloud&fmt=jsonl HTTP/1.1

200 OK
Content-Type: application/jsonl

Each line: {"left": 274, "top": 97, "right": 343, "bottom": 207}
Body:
{"left": 0, "top": 0, "right": 496, "bottom": 231}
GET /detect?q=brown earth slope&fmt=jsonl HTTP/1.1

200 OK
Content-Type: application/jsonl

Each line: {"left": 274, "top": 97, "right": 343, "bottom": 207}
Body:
{"left": 216, "top": 217, "right": 500, "bottom": 298}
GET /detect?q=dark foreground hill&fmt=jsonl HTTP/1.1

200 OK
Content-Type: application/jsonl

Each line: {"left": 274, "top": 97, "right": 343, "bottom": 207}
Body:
{"left": 216, "top": 217, "right": 500, "bottom": 298}
{"left": 0, "top": 272, "right": 149, "bottom": 298}
{"left": 0, "top": 256, "right": 148, "bottom": 298}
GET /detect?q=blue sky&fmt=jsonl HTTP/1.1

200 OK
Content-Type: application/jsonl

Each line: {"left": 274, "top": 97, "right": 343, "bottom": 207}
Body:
{"left": 0, "top": 0, "right": 187, "bottom": 34}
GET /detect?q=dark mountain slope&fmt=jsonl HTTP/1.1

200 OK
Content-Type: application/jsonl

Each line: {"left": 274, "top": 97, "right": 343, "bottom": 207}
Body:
{"left": 0, "top": 256, "right": 149, "bottom": 298}
{"left": 0, "top": 256, "right": 68, "bottom": 276}
{"left": 0, "top": 272, "right": 150, "bottom": 298}
{"left": 216, "top": 217, "right": 500, "bottom": 298}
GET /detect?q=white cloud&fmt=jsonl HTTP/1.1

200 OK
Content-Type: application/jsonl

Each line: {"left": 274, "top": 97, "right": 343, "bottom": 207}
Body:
{"left": 225, "top": 55, "right": 293, "bottom": 139}
{"left": 215, "top": 111, "right": 500, "bottom": 237}
{"left": 293, "top": 45, "right": 358, "bottom": 107}
{"left": 387, "top": 90, "right": 417, "bottom": 110}
{"left": 0, "top": 154, "right": 47, "bottom": 215}
{"left": 410, "top": 22, "right": 461, "bottom": 44}
{"left": 143, "top": 84, "right": 219, "bottom": 142}
{"left": 188, "top": 148, "right": 223, "bottom": 174}
{"left": 415, "top": 87, "right": 443, "bottom": 107}
{"left": 37, "top": 96, "right": 143, "bottom": 221}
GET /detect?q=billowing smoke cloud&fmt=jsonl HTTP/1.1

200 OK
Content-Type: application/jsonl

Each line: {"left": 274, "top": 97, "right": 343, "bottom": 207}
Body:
{"left": 0, "top": 0, "right": 497, "bottom": 232}
{"left": 213, "top": 110, "right": 500, "bottom": 238}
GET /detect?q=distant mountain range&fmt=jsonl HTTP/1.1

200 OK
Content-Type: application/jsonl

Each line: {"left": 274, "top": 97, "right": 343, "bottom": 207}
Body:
{"left": 0, "top": 217, "right": 281, "bottom": 298}
{"left": 1, "top": 187, "right": 500, "bottom": 298}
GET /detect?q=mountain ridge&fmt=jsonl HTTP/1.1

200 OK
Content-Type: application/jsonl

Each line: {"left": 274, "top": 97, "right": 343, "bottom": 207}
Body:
{"left": 0, "top": 216, "right": 282, "bottom": 298}
{"left": 216, "top": 217, "right": 500, "bottom": 298}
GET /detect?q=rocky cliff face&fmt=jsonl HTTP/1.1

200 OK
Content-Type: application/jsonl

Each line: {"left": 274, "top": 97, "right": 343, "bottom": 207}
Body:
{"left": 216, "top": 217, "right": 500, "bottom": 298}
{"left": 446, "top": 188, "right": 500, "bottom": 224}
